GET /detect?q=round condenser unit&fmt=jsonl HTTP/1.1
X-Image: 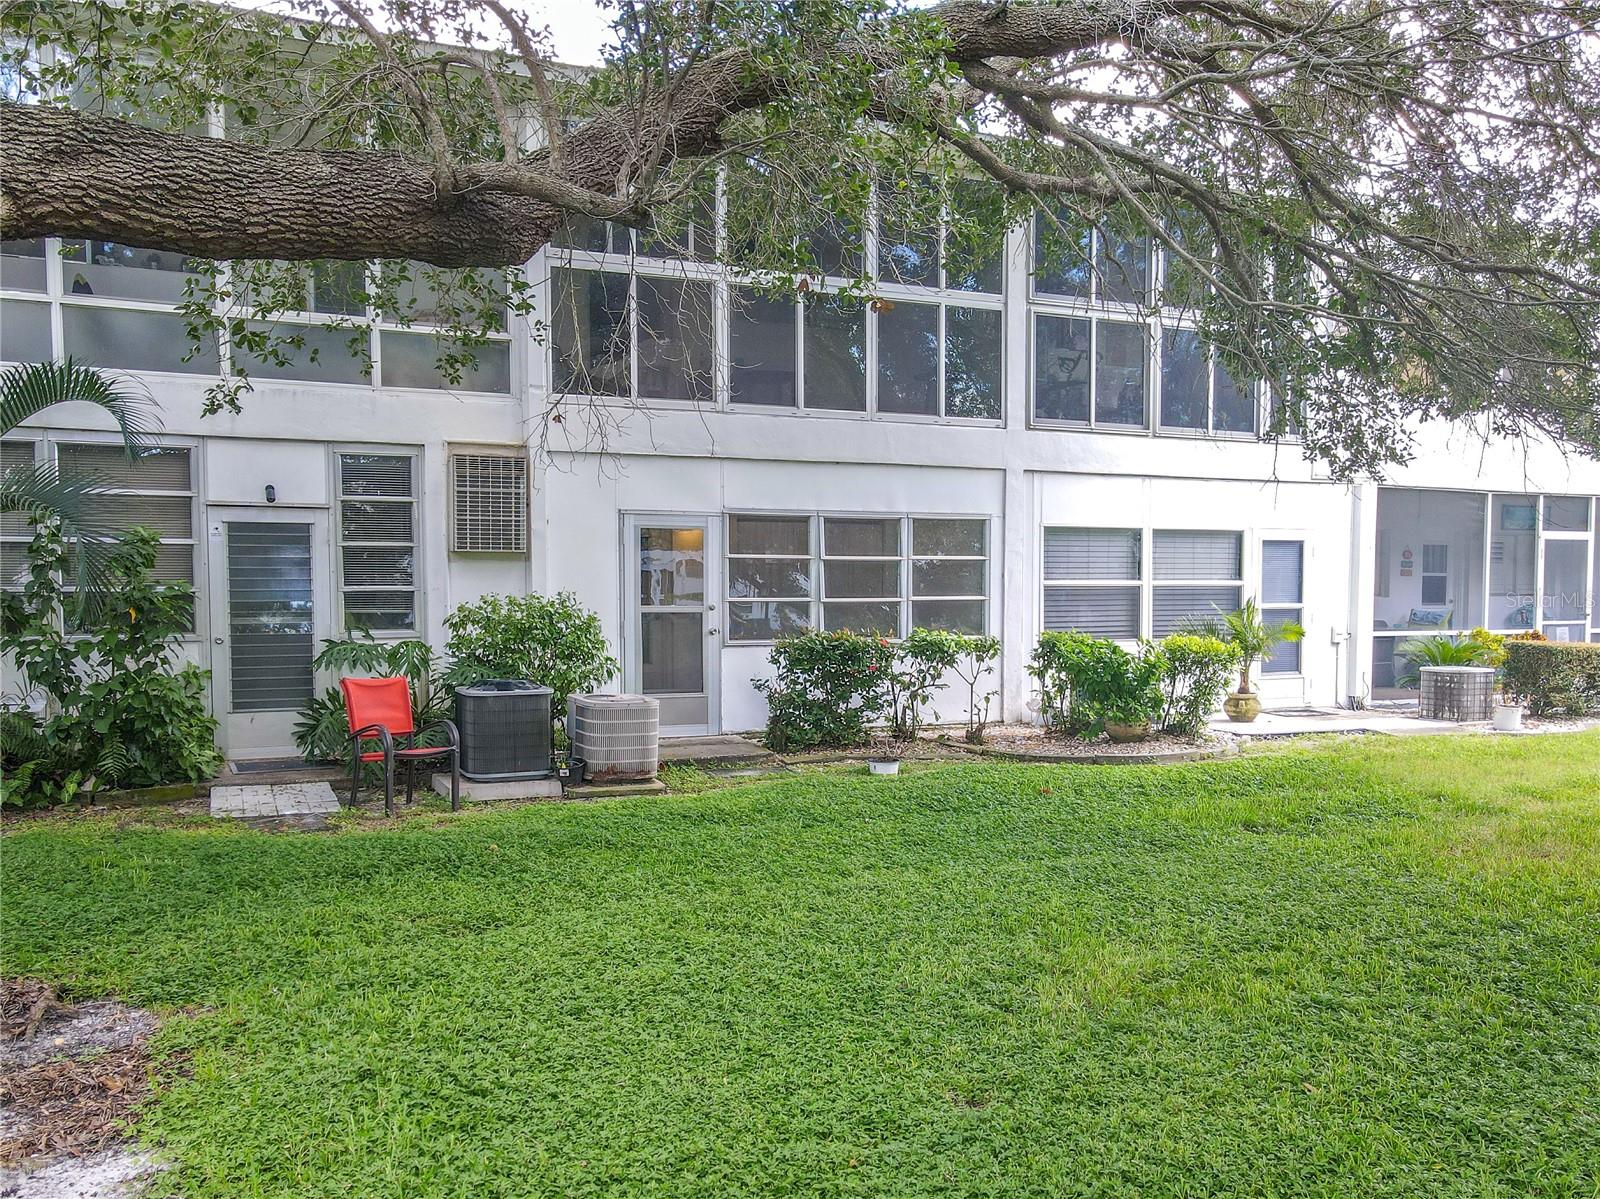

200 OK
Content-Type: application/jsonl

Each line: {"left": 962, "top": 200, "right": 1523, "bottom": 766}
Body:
{"left": 1418, "top": 666, "right": 1495, "bottom": 723}
{"left": 455, "top": 680, "right": 553, "bottom": 780}
{"left": 567, "top": 694, "right": 660, "bottom": 782}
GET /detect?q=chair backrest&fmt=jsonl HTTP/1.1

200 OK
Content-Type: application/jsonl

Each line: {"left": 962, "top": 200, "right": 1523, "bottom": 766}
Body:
{"left": 341, "top": 676, "right": 416, "bottom": 737}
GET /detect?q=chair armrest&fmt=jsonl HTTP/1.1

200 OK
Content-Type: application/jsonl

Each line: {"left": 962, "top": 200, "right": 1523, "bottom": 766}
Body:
{"left": 415, "top": 718, "right": 460, "bottom": 749}
{"left": 349, "top": 724, "right": 395, "bottom": 754}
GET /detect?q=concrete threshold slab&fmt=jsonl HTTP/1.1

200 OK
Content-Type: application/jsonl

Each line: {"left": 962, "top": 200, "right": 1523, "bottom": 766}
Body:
{"left": 659, "top": 735, "right": 773, "bottom": 767}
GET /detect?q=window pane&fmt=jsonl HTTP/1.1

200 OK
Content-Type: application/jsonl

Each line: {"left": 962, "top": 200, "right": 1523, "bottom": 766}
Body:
{"left": 729, "top": 514, "right": 809, "bottom": 557}
{"left": 728, "top": 557, "right": 812, "bottom": 599}
{"left": 237, "top": 322, "right": 370, "bottom": 385}
{"left": 340, "top": 454, "right": 412, "bottom": 497}
{"left": 730, "top": 289, "right": 798, "bottom": 407}
{"left": 555, "top": 216, "right": 631, "bottom": 255}
{"left": 641, "top": 612, "right": 704, "bottom": 693}
{"left": 340, "top": 501, "right": 414, "bottom": 543}
{"left": 1262, "top": 541, "right": 1304, "bottom": 604}
{"left": 62, "top": 240, "right": 205, "bottom": 304}
{"left": 945, "top": 306, "right": 1000, "bottom": 419}
{"left": 1159, "top": 329, "right": 1206, "bottom": 430}
{"left": 639, "top": 183, "right": 716, "bottom": 263}
{"left": 1153, "top": 530, "right": 1242, "bottom": 580}
{"left": 59, "top": 444, "right": 191, "bottom": 492}
{"left": 1095, "top": 321, "right": 1148, "bottom": 426}
{"left": 912, "top": 518, "right": 986, "bottom": 557}
{"left": 1043, "top": 586, "right": 1139, "bottom": 638}
{"left": 1096, "top": 227, "right": 1151, "bottom": 305}
{"left": 823, "top": 600, "right": 899, "bottom": 635}
{"left": 825, "top": 517, "right": 899, "bottom": 556}
{"left": 380, "top": 332, "right": 510, "bottom": 392}
{"left": 79, "top": 493, "right": 193, "bottom": 538}
{"left": 0, "top": 239, "right": 46, "bottom": 291}
{"left": 552, "top": 267, "right": 629, "bottom": 396}
{"left": 1488, "top": 494, "right": 1535, "bottom": 629}
{"left": 878, "top": 185, "right": 939, "bottom": 286}
{"left": 1043, "top": 528, "right": 1140, "bottom": 581}
{"left": 728, "top": 601, "right": 812, "bottom": 642}
{"left": 1544, "top": 496, "right": 1590, "bottom": 532}
{"left": 1262, "top": 609, "right": 1302, "bottom": 674}
{"left": 1034, "top": 315, "right": 1091, "bottom": 423}
{"left": 913, "top": 599, "right": 986, "bottom": 634}
{"left": 639, "top": 527, "right": 704, "bottom": 606}
{"left": 344, "top": 589, "right": 416, "bottom": 633}
{"left": 0, "top": 299, "right": 52, "bottom": 362}
{"left": 387, "top": 265, "right": 504, "bottom": 329}
{"left": 946, "top": 180, "right": 1004, "bottom": 293}
{"left": 1153, "top": 584, "right": 1241, "bottom": 636}
{"left": 637, "top": 277, "right": 713, "bottom": 401}
{"left": 912, "top": 558, "right": 984, "bottom": 596}
{"left": 1212, "top": 362, "right": 1256, "bottom": 434}
{"left": 824, "top": 559, "right": 900, "bottom": 599}
{"left": 1033, "top": 208, "right": 1092, "bottom": 298}
{"left": 311, "top": 260, "right": 368, "bottom": 316}
{"left": 876, "top": 299, "right": 939, "bottom": 416}
{"left": 63, "top": 306, "right": 220, "bottom": 375}
{"left": 342, "top": 546, "right": 414, "bottom": 587}
{"left": 803, "top": 294, "right": 866, "bottom": 411}
{"left": 1543, "top": 539, "right": 1587, "bottom": 623}
{"left": 803, "top": 217, "right": 865, "bottom": 278}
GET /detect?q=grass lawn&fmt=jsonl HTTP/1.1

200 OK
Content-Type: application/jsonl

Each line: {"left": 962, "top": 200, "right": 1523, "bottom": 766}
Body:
{"left": 4, "top": 733, "right": 1600, "bottom": 1198}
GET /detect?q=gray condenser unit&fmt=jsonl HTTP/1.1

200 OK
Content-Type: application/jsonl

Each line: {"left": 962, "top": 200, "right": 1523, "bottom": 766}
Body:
{"left": 455, "top": 680, "right": 553, "bottom": 780}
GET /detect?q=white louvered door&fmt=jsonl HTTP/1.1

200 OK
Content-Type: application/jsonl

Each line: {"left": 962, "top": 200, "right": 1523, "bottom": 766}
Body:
{"left": 206, "top": 506, "right": 333, "bottom": 760}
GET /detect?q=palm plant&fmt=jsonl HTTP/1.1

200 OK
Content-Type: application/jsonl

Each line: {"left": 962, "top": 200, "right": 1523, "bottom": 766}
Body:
{"left": 1, "top": 360, "right": 157, "bottom": 603}
{"left": 1395, "top": 634, "right": 1489, "bottom": 687}
{"left": 1195, "top": 598, "right": 1306, "bottom": 694}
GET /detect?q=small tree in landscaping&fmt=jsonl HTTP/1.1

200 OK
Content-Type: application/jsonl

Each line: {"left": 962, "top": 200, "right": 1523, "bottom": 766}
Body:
{"left": 914, "top": 630, "right": 1002, "bottom": 744}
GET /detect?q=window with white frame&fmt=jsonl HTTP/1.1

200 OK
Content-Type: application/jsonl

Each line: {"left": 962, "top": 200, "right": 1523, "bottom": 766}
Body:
{"left": 1032, "top": 208, "right": 1152, "bottom": 305}
{"left": 337, "top": 452, "right": 418, "bottom": 632}
{"left": 450, "top": 451, "right": 527, "bottom": 553}
{"left": 1043, "top": 527, "right": 1245, "bottom": 639}
{"left": 1152, "top": 530, "right": 1243, "bottom": 636}
{"left": 1031, "top": 314, "right": 1149, "bottom": 428}
{"left": 1159, "top": 330, "right": 1258, "bottom": 435}
{"left": 725, "top": 514, "right": 989, "bottom": 641}
{"left": 1261, "top": 540, "right": 1304, "bottom": 675}
{"left": 1042, "top": 527, "right": 1142, "bottom": 639}
{"left": 552, "top": 266, "right": 713, "bottom": 402}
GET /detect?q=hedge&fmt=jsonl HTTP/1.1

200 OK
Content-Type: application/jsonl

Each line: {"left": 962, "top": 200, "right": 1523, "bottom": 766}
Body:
{"left": 1502, "top": 640, "right": 1600, "bottom": 716}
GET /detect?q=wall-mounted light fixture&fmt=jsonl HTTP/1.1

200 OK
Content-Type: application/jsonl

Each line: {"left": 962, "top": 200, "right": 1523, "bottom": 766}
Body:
{"left": 264, "top": 484, "right": 277, "bottom": 504}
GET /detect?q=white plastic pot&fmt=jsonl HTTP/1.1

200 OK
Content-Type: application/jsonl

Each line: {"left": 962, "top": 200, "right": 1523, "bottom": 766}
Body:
{"left": 868, "top": 759, "right": 901, "bottom": 776}
{"left": 1492, "top": 702, "right": 1524, "bottom": 732}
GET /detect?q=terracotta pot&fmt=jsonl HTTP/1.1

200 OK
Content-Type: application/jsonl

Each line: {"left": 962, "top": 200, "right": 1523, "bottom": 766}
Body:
{"left": 1104, "top": 720, "right": 1150, "bottom": 743}
{"left": 1223, "top": 691, "right": 1262, "bottom": 723}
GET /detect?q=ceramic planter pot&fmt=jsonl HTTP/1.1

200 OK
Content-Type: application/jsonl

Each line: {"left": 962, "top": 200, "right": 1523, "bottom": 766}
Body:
{"left": 868, "top": 759, "right": 901, "bottom": 776}
{"left": 1492, "top": 702, "right": 1523, "bottom": 732}
{"left": 1223, "top": 691, "right": 1262, "bottom": 723}
{"left": 1104, "top": 720, "right": 1150, "bottom": 744}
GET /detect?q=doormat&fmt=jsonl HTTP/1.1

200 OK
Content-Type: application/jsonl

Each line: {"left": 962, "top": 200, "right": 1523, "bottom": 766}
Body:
{"left": 228, "top": 757, "right": 309, "bottom": 774}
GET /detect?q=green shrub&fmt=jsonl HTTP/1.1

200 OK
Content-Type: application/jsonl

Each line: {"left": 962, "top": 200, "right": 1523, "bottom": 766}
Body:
{"left": 0, "top": 524, "right": 220, "bottom": 807}
{"left": 1157, "top": 634, "right": 1240, "bottom": 735}
{"left": 755, "top": 631, "right": 895, "bottom": 751}
{"left": 1029, "top": 631, "right": 1164, "bottom": 736}
{"left": 443, "top": 592, "right": 618, "bottom": 715}
{"left": 1501, "top": 640, "right": 1600, "bottom": 716}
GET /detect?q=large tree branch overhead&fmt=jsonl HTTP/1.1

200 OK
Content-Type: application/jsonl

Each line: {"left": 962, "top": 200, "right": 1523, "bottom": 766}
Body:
{"left": 0, "top": 0, "right": 1595, "bottom": 478}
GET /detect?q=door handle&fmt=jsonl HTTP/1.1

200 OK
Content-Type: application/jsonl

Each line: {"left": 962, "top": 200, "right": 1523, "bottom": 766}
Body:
{"left": 707, "top": 628, "right": 719, "bottom": 637}
{"left": 214, "top": 636, "right": 224, "bottom": 645}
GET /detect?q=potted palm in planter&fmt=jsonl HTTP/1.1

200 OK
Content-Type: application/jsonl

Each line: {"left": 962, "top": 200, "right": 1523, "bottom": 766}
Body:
{"left": 1217, "top": 599, "right": 1305, "bottom": 723}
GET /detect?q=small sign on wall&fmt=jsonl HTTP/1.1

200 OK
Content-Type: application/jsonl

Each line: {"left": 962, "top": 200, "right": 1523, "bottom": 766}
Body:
{"left": 1399, "top": 546, "right": 1413, "bottom": 577}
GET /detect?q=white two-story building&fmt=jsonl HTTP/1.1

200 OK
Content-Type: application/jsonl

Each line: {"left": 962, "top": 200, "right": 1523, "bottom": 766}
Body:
{"left": 6, "top": 181, "right": 1599, "bottom": 759}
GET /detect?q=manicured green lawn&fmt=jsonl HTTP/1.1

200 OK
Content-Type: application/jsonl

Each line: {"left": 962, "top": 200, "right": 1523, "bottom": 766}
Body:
{"left": 5, "top": 734, "right": 1600, "bottom": 1198}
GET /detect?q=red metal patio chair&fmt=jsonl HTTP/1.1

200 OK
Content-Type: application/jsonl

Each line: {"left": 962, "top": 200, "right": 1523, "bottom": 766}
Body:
{"left": 341, "top": 676, "right": 460, "bottom": 817}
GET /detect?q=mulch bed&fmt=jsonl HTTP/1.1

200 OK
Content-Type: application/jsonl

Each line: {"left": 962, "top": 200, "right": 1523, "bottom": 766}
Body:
{"left": 930, "top": 723, "right": 1233, "bottom": 762}
{"left": 0, "top": 978, "right": 160, "bottom": 1168}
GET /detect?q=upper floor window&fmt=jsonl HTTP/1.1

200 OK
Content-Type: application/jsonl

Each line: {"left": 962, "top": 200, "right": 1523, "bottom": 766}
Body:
{"left": 553, "top": 266, "right": 714, "bottom": 402}
{"left": 1033, "top": 207, "right": 1151, "bottom": 306}
{"left": 1159, "top": 330, "right": 1258, "bottom": 436}
{"left": 1032, "top": 314, "right": 1148, "bottom": 428}
{"left": 877, "top": 177, "right": 1003, "bottom": 294}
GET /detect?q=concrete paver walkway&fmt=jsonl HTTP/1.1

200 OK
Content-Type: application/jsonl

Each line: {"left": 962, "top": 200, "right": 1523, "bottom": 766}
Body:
{"left": 210, "top": 781, "right": 341, "bottom": 819}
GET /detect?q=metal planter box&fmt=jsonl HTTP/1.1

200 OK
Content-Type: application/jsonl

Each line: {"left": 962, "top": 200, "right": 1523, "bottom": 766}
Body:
{"left": 455, "top": 680, "right": 553, "bottom": 780}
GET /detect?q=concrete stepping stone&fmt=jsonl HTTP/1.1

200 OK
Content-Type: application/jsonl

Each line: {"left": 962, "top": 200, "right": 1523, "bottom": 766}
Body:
{"left": 210, "top": 782, "right": 341, "bottom": 819}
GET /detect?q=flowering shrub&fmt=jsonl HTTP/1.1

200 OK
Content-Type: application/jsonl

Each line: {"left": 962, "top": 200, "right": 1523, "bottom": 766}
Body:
{"left": 755, "top": 630, "right": 895, "bottom": 751}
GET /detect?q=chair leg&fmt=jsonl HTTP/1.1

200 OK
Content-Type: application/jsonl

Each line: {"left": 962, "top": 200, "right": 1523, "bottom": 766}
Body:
{"left": 450, "top": 751, "right": 460, "bottom": 812}
{"left": 384, "top": 756, "right": 395, "bottom": 818}
{"left": 405, "top": 760, "right": 415, "bottom": 805}
{"left": 350, "top": 751, "right": 360, "bottom": 807}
